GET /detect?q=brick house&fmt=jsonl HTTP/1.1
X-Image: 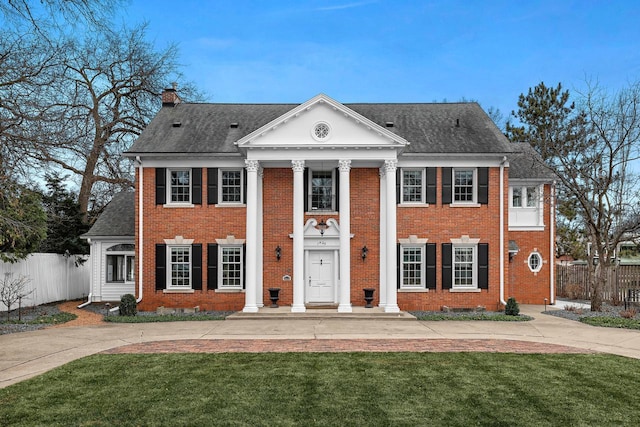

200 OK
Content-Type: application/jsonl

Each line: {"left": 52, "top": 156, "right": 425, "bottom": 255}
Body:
{"left": 83, "top": 91, "right": 555, "bottom": 312}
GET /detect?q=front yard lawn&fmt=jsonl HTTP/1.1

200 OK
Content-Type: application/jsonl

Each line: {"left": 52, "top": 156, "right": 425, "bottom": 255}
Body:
{"left": 1, "top": 352, "right": 639, "bottom": 426}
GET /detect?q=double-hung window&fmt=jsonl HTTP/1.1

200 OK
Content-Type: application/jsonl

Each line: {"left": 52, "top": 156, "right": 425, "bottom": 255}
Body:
{"left": 170, "top": 169, "right": 191, "bottom": 203}
{"left": 453, "top": 246, "right": 475, "bottom": 288}
{"left": 443, "top": 240, "right": 488, "bottom": 290}
{"left": 169, "top": 246, "right": 191, "bottom": 289}
{"left": 220, "top": 246, "right": 243, "bottom": 289}
{"left": 443, "top": 167, "right": 487, "bottom": 205}
{"left": 402, "top": 169, "right": 424, "bottom": 203}
{"left": 511, "top": 185, "right": 538, "bottom": 208}
{"left": 310, "top": 169, "right": 335, "bottom": 211}
{"left": 219, "top": 169, "right": 243, "bottom": 203}
{"left": 401, "top": 246, "right": 424, "bottom": 288}
{"left": 453, "top": 169, "right": 475, "bottom": 203}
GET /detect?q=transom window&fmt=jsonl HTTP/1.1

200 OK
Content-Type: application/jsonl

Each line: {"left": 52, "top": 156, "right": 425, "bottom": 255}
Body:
{"left": 454, "top": 246, "right": 475, "bottom": 287}
{"left": 220, "top": 246, "right": 243, "bottom": 289}
{"left": 454, "top": 169, "right": 475, "bottom": 203}
{"left": 528, "top": 252, "right": 542, "bottom": 273}
{"left": 512, "top": 186, "right": 538, "bottom": 208}
{"left": 401, "top": 246, "right": 425, "bottom": 288}
{"left": 169, "top": 246, "right": 191, "bottom": 288}
{"left": 402, "top": 169, "right": 424, "bottom": 203}
{"left": 169, "top": 169, "right": 191, "bottom": 203}
{"left": 220, "top": 169, "right": 243, "bottom": 203}
{"left": 310, "top": 170, "right": 335, "bottom": 211}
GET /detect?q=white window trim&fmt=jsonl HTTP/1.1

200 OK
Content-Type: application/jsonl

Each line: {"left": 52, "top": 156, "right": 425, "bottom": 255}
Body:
{"left": 308, "top": 168, "right": 336, "bottom": 212}
{"left": 452, "top": 168, "right": 477, "bottom": 205}
{"left": 400, "top": 244, "right": 426, "bottom": 289}
{"left": 217, "top": 244, "right": 244, "bottom": 290}
{"left": 166, "top": 244, "right": 192, "bottom": 290}
{"left": 450, "top": 236, "right": 480, "bottom": 290}
{"left": 401, "top": 168, "right": 426, "bottom": 205}
{"left": 105, "top": 252, "right": 135, "bottom": 284}
{"left": 166, "top": 168, "right": 192, "bottom": 206}
{"left": 508, "top": 183, "right": 545, "bottom": 230}
{"left": 528, "top": 251, "right": 543, "bottom": 273}
{"left": 218, "top": 168, "right": 244, "bottom": 205}
{"left": 510, "top": 184, "right": 541, "bottom": 208}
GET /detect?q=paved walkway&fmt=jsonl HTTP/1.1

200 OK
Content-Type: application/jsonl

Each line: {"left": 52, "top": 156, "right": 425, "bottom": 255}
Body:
{"left": 2, "top": 302, "right": 640, "bottom": 389}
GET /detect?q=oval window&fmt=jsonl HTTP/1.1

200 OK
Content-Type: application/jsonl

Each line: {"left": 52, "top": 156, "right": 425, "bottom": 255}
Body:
{"left": 528, "top": 252, "right": 542, "bottom": 273}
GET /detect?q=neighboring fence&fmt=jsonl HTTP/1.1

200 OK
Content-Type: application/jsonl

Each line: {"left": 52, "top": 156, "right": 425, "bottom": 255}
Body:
{"left": 0, "top": 253, "right": 90, "bottom": 311}
{"left": 556, "top": 263, "right": 640, "bottom": 302}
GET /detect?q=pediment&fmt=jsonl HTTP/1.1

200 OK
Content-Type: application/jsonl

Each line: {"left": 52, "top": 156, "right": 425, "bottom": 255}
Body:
{"left": 235, "top": 94, "right": 408, "bottom": 151}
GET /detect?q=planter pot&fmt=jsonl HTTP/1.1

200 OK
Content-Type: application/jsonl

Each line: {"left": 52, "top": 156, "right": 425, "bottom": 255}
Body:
{"left": 268, "top": 288, "right": 281, "bottom": 308}
{"left": 363, "top": 288, "right": 375, "bottom": 308}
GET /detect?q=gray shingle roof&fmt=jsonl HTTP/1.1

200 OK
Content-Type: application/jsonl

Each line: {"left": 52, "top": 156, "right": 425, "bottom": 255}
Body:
{"left": 125, "top": 101, "right": 513, "bottom": 156}
{"left": 83, "top": 192, "right": 134, "bottom": 238}
{"left": 508, "top": 143, "right": 556, "bottom": 181}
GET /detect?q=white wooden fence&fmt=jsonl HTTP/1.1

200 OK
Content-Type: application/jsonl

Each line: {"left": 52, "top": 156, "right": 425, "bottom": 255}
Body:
{"left": 0, "top": 253, "right": 90, "bottom": 311}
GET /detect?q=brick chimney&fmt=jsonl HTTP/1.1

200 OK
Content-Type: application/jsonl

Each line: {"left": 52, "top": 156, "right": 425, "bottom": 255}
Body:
{"left": 162, "top": 82, "right": 181, "bottom": 107}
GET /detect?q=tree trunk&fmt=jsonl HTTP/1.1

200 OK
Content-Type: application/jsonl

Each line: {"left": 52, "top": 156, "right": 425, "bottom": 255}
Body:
{"left": 590, "top": 262, "right": 604, "bottom": 311}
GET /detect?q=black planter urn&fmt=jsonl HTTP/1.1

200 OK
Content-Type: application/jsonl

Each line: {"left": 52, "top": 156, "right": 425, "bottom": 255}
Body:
{"left": 363, "top": 288, "right": 375, "bottom": 308}
{"left": 268, "top": 288, "right": 281, "bottom": 308}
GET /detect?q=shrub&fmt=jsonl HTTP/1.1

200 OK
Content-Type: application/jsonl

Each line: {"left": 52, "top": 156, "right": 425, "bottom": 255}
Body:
{"left": 119, "top": 294, "right": 137, "bottom": 316}
{"left": 505, "top": 297, "right": 520, "bottom": 316}
{"left": 620, "top": 308, "right": 637, "bottom": 319}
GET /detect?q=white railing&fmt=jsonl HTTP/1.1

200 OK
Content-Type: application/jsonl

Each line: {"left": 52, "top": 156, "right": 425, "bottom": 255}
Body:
{"left": 0, "top": 253, "right": 90, "bottom": 311}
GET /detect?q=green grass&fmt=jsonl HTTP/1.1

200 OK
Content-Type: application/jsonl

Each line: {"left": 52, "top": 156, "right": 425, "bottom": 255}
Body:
{"left": 580, "top": 316, "right": 640, "bottom": 329}
{"left": 2, "top": 353, "right": 640, "bottom": 426}
{"left": 413, "top": 312, "right": 532, "bottom": 321}
{"left": 103, "top": 313, "right": 228, "bottom": 323}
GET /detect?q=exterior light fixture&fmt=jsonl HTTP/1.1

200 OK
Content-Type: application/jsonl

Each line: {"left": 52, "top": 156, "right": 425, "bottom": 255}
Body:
{"left": 317, "top": 219, "right": 329, "bottom": 236}
{"left": 361, "top": 246, "right": 369, "bottom": 261}
{"left": 275, "top": 245, "right": 281, "bottom": 261}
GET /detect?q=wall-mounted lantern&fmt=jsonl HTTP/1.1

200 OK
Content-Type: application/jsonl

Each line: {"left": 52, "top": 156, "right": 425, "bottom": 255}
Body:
{"left": 361, "top": 246, "right": 369, "bottom": 261}
{"left": 275, "top": 245, "right": 281, "bottom": 261}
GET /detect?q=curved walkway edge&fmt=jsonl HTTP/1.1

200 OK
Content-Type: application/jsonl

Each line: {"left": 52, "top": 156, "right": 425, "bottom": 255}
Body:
{"left": 1, "top": 303, "right": 640, "bottom": 389}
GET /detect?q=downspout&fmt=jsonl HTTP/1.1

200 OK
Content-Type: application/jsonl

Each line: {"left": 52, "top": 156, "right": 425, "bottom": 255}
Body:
{"left": 499, "top": 156, "right": 507, "bottom": 306}
{"left": 77, "top": 238, "right": 93, "bottom": 308}
{"left": 136, "top": 156, "right": 144, "bottom": 304}
{"left": 550, "top": 181, "right": 556, "bottom": 304}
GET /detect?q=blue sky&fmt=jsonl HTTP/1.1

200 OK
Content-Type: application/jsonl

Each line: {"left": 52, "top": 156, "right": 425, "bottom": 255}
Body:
{"left": 126, "top": 0, "right": 639, "bottom": 121}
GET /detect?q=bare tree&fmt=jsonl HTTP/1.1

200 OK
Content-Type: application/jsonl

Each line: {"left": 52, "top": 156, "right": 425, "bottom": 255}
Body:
{"left": 0, "top": 273, "right": 33, "bottom": 321}
{"left": 508, "top": 81, "right": 640, "bottom": 310}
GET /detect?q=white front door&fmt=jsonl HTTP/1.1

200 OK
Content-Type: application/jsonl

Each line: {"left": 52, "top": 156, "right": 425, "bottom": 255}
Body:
{"left": 307, "top": 250, "right": 335, "bottom": 303}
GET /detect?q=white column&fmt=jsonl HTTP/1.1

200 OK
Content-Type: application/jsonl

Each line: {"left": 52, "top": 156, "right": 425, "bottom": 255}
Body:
{"left": 378, "top": 166, "right": 387, "bottom": 308}
{"left": 338, "top": 159, "right": 352, "bottom": 312}
{"left": 257, "top": 167, "right": 264, "bottom": 307}
{"left": 291, "top": 160, "right": 306, "bottom": 312}
{"left": 384, "top": 159, "right": 400, "bottom": 313}
{"left": 242, "top": 160, "right": 259, "bottom": 313}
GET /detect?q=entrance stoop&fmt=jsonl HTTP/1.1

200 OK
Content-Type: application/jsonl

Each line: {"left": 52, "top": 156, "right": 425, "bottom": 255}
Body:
{"left": 226, "top": 306, "right": 416, "bottom": 320}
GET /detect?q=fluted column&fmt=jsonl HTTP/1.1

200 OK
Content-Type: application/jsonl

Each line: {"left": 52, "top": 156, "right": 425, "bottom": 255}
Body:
{"left": 242, "top": 160, "right": 259, "bottom": 313}
{"left": 378, "top": 166, "right": 387, "bottom": 308}
{"left": 384, "top": 160, "right": 400, "bottom": 313}
{"left": 338, "top": 160, "right": 352, "bottom": 312}
{"left": 291, "top": 160, "right": 306, "bottom": 312}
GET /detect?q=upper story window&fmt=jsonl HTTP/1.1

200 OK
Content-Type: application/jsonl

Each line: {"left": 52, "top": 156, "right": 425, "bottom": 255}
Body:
{"left": 454, "top": 168, "right": 475, "bottom": 203}
{"left": 170, "top": 169, "right": 191, "bottom": 203}
{"left": 220, "top": 169, "right": 243, "bottom": 203}
{"left": 310, "top": 169, "right": 335, "bottom": 211}
{"left": 402, "top": 169, "right": 424, "bottom": 203}
{"left": 512, "top": 186, "right": 538, "bottom": 208}
{"left": 509, "top": 184, "right": 544, "bottom": 229}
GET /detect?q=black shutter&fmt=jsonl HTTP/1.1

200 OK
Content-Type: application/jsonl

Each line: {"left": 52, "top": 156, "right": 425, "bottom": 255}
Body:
{"left": 207, "top": 244, "right": 218, "bottom": 290}
{"left": 192, "top": 244, "right": 202, "bottom": 290}
{"left": 334, "top": 168, "right": 340, "bottom": 212}
{"left": 426, "top": 168, "right": 437, "bottom": 204}
{"left": 478, "top": 167, "right": 489, "bottom": 205}
{"left": 243, "top": 168, "right": 248, "bottom": 204}
{"left": 207, "top": 168, "right": 218, "bottom": 205}
{"left": 304, "top": 168, "right": 309, "bottom": 212}
{"left": 478, "top": 243, "right": 489, "bottom": 289}
{"left": 242, "top": 244, "right": 247, "bottom": 290}
{"left": 442, "top": 243, "right": 452, "bottom": 289}
{"left": 155, "top": 244, "right": 166, "bottom": 290}
{"left": 396, "top": 168, "right": 401, "bottom": 204}
{"left": 192, "top": 168, "right": 202, "bottom": 205}
{"left": 155, "top": 168, "right": 166, "bottom": 205}
{"left": 442, "top": 167, "right": 452, "bottom": 204}
{"left": 426, "top": 243, "right": 436, "bottom": 289}
{"left": 397, "top": 243, "right": 401, "bottom": 289}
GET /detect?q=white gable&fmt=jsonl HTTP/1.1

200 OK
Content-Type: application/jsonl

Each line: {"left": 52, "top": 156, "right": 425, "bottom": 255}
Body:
{"left": 235, "top": 94, "right": 408, "bottom": 152}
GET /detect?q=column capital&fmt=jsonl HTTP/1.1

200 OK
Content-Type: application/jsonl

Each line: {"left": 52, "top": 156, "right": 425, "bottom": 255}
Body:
{"left": 383, "top": 159, "right": 397, "bottom": 173}
{"left": 291, "top": 160, "right": 305, "bottom": 172}
{"left": 338, "top": 159, "right": 352, "bottom": 172}
{"left": 245, "top": 159, "right": 260, "bottom": 172}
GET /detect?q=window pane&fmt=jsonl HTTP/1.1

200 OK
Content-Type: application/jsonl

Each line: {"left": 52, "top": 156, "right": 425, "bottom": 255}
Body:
{"left": 454, "top": 247, "right": 474, "bottom": 287}
{"left": 512, "top": 187, "right": 522, "bottom": 207}
{"left": 170, "top": 170, "right": 190, "bottom": 203}
{"left": 221, "top": 247, "right": 242, "bottom": 288}
{"left": 403, "top": 170, "right": 423, "bottom": 203}
{"left": 221, "top": 170, "right": 242, "bottom": 202}
{"left": 170, "top": 247, "right": 190, "bottom": 287}
{"left": 106, "top": 255, "right": 125, "bottom": 282}
{"left": 526, "top": 187, "right": 537, "bottom": 207}
{"left": 311, "top": 171, "right": 333, "bottom": 210}
{"left": 529, "top": 253, "right": 541, "bottom": 271}
{"left": 402, "top": 247, "right": 423, "bottom": 287}
{"left": 126, "top": 256, "right": 135, "bottom": 282}
{"left": 454, "top": 170, "right": 474, "bottom": 202}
